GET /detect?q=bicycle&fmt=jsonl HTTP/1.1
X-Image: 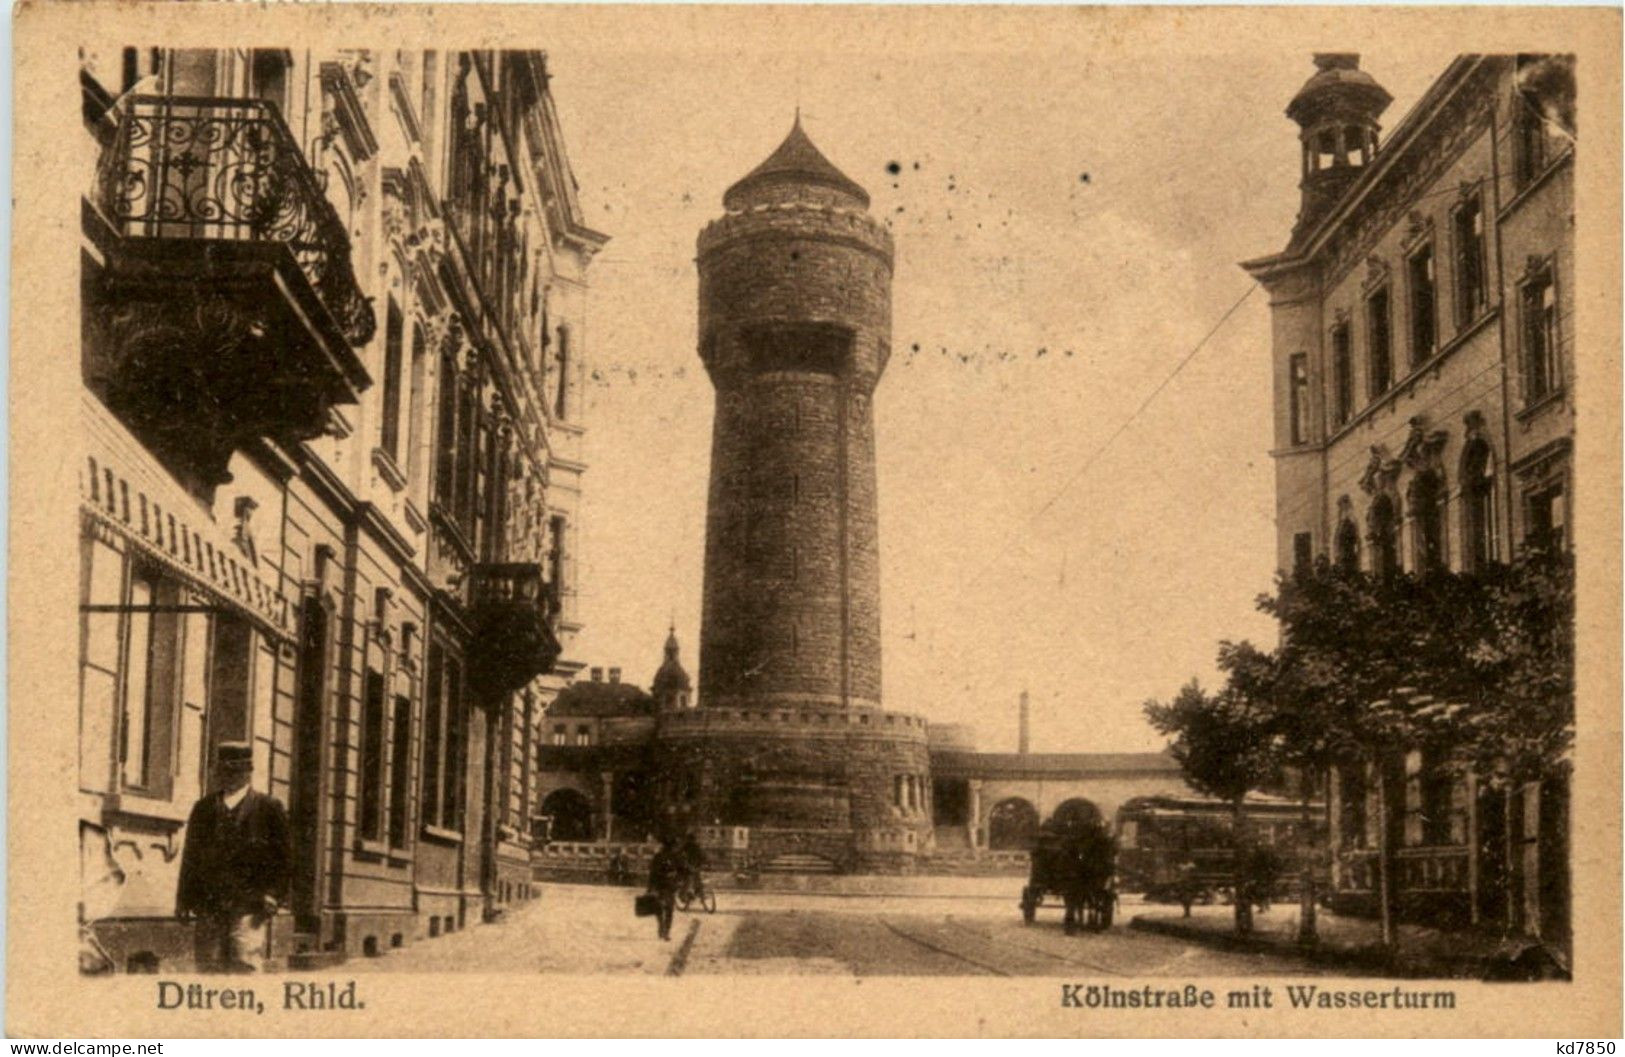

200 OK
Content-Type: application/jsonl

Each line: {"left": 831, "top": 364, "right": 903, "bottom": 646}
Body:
{"left": 676, "top": 871, "right": 717, "bottom": 913}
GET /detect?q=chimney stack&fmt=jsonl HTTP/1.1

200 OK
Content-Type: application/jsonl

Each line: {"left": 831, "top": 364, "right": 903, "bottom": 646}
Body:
{"left": 1018, "top": 690, "right": 1031, "bottom": 755}
{"left": 590, "top": 667, "right": 604, "bottom": 683}
{"left": 608, "top": 667, "right": 622, "bottom": 684}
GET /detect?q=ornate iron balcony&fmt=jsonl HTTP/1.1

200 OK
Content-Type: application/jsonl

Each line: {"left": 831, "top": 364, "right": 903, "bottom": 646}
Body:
{"left": 468, "top": 563, "right": 563, "bottom": 696}
{"left": 95, "top": 95, "right": 375, "bottom": 347}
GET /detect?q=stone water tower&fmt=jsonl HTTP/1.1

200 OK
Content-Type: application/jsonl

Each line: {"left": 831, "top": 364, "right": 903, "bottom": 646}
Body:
{"left": 658, "top": 118, "right": 930, "bottom": 870}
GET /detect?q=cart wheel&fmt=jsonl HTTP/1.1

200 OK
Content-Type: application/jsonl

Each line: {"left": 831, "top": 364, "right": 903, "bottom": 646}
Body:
{"left": 677, "top": 889, "right": 693, "bottom": 911}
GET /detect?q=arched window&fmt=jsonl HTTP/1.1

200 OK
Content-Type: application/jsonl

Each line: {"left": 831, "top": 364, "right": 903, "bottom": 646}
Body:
{"left": 1409, "top": 472, "right": 1446, "bottom": 572}
{"left": 1369, "top": 494, "right": 1400, "bottom": 579}
{"left": 1462, "top": 441, "right": 1498, "bottom": 571}
{"left": 1336, "top": 518, "right": 1361, "bottom": 573}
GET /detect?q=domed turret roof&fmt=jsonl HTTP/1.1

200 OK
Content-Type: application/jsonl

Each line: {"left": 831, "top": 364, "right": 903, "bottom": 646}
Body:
{"left": 652, "top": 626, "right": 692, "bottom": 695}
{"left": 1287, "top": 53, "right": 1393, "bottom": 127}
{"left": 723, "top": 114, "right": 871, "bottom": 210}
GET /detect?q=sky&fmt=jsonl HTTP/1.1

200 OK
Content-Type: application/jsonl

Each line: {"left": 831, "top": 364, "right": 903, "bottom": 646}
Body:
{"left": 542, "top": 14, "right": 1457, "bottom": 754}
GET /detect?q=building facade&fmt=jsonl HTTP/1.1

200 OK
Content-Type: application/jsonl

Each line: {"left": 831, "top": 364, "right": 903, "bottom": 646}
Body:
{"left": 78, "top": 46, "right": 605, "bottom": 971}
{"left": 1243, "top": 54, "right": 1574, "bottom": 938}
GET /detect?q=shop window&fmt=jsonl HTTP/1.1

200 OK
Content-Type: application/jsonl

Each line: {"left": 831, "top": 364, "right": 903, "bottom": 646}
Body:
{"left": 80, "top": 537, "right": 124, "bottom": 795}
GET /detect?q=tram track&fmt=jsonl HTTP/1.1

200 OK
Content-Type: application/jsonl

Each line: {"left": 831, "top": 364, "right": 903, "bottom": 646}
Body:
{"left": 939, "top": 916, "right": 1131, "bottom": 977}
{"left": 875, "top": 917, "right": 1014, "bottom": 976}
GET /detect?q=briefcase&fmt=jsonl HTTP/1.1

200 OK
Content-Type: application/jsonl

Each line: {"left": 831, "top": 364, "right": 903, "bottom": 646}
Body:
{"left": 634, "top": 894, "right": 659, "bottom": 918}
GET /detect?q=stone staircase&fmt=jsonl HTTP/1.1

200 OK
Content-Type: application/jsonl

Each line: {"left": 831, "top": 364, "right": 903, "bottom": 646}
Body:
{"left": 763, "top": 852, "right": 839, "bottom": 875}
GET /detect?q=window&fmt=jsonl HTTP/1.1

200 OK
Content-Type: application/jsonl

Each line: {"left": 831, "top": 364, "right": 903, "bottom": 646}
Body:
{"left": 574, "top": 724, "right": 590, "bottom": 747}
{"left": 1407, "top": 245, "right": 1437, "bottom": 365}
{"left": 420, "top": 642, "right": 465, "bottom": 831}
{"left": 553, "top": 326, "right": 570, "bottom": 420}
{"left": 388, "top": 693, "right": 412, "bottom": 848}
{"left": 1339, "top": 765, "right": 1369, "bottom": 849}
{"left": 434, "top": 351, "right": 458, "bottom": 508}
{"left": 1522, "top": 266, "right": 1560, "bottom": 404}
{"left": 1453, "top": 193, "right": 1487, "bottom": 326}
{"left": 1462, "top": 441, "right": 1499, "bottom": 571}
{"left": 1370, "top": 494, "right": 1400, "bottom": 579}
{"left": 407, "top": 323, "right": 427, "bottom": 488}
{"left": 442, "top": 655, "right": 465, "bottom": 828}
{"left": 121, "top": 568, "right": 181, "bottom": 796}
{"left": 1335, "top": 518, "right": 1361, "bottom": 573}
{"left": 421, "top": 644, "right": 443, "bottom": 825}
{"left": 1526, "top": 479, "right": 1566, "bottom": 550}
{"left": 1331, "top": 322, "right": 1353, "bottom": 425}
{"left": 81, "top": 538, "right": 124, "bottom": 794}
{"left": 1513, "top": 55, "right": 1572, "bottom": 188}
{"left": 249, "top": 50, "right": 290, "bottom": 113}
{"left": 360, "top": 668, "right": 386, "bottom": 842}
{"left": 1409, "top": 472, "right": 1446, "bottom": 572}
{"left": 548, "top": 515, "right": 567, "bottom": 596}
{"left": 380, "top": 297, "right": 404, "bottom": 462}
{"left": 1419, "top": 748, "right": 1456, "bottom": 846}
{"left": 1292, "top": 532, "right": 1313, "bottom": 575}
{"left": 1366, "top": 286, "right": 1392, "bottom": 398}
{"left": 551, "top": 724, "right": 566, "bottom": 746}
{"left": 1288, "top": 353, "right": 1310, "bottom": 446}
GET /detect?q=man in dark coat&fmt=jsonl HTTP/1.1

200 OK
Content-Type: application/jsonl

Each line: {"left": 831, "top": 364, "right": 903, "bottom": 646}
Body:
{"left": 176, "top": 742, "right": 291, "bottom": 972}
{"left": 647, "top": 835, "right": 684, "bottom": 941}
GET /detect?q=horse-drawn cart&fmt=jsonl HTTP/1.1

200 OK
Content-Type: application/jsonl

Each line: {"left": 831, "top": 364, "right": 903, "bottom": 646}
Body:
{"left": 1020, "top": 813, "right": 1117, "bottom": 934}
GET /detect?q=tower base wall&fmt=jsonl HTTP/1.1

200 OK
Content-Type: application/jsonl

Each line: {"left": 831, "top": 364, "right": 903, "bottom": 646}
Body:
{"left": 654, "top": 707, "right": 932, "bottom": 872}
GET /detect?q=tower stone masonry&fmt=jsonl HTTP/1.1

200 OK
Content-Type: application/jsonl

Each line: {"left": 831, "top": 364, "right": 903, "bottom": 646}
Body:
{"left": 657, "top": 118, "right": 930, "bottom": 869}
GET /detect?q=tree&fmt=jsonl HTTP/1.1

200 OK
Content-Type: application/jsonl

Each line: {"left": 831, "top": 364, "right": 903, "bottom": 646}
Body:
{"left": 1143, "top": 657, "right": 1280, "bottom": 936}
{"left": 1258, "top": 546, "right": 1575, "bottom": 941}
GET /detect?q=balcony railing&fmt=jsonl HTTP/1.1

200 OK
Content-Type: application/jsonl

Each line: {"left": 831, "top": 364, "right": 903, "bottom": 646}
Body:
{"left": 468, "top": 563, "right": 563, "bottom": 696}
{"left": 94, "top": 95, "right": 375, "bottom": 347}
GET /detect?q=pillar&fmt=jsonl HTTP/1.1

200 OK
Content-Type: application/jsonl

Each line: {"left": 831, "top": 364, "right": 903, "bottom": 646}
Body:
{"left": 601, "top": 772, "right": 614, "bottom": 844}
{"left": 967, "top": 780, "right": 982, "bottom": 852}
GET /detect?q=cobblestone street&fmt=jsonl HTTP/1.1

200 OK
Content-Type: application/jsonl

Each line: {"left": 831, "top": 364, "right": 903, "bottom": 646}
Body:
{"left": 347, "top": 881, "right": 1362, "bottom": 976}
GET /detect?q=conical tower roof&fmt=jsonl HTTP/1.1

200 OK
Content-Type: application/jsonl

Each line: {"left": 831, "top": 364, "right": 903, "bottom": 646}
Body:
{"left": 723, "top": 114, "right": 871, "bottom": 210}
{"left": 652, "top": 625, "right": 692, "bottom": 695}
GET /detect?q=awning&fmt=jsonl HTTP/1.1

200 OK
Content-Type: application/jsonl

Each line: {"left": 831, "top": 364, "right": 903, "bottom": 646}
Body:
{"left": 81, "top": 393, "right": 294, "bottom": 639}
